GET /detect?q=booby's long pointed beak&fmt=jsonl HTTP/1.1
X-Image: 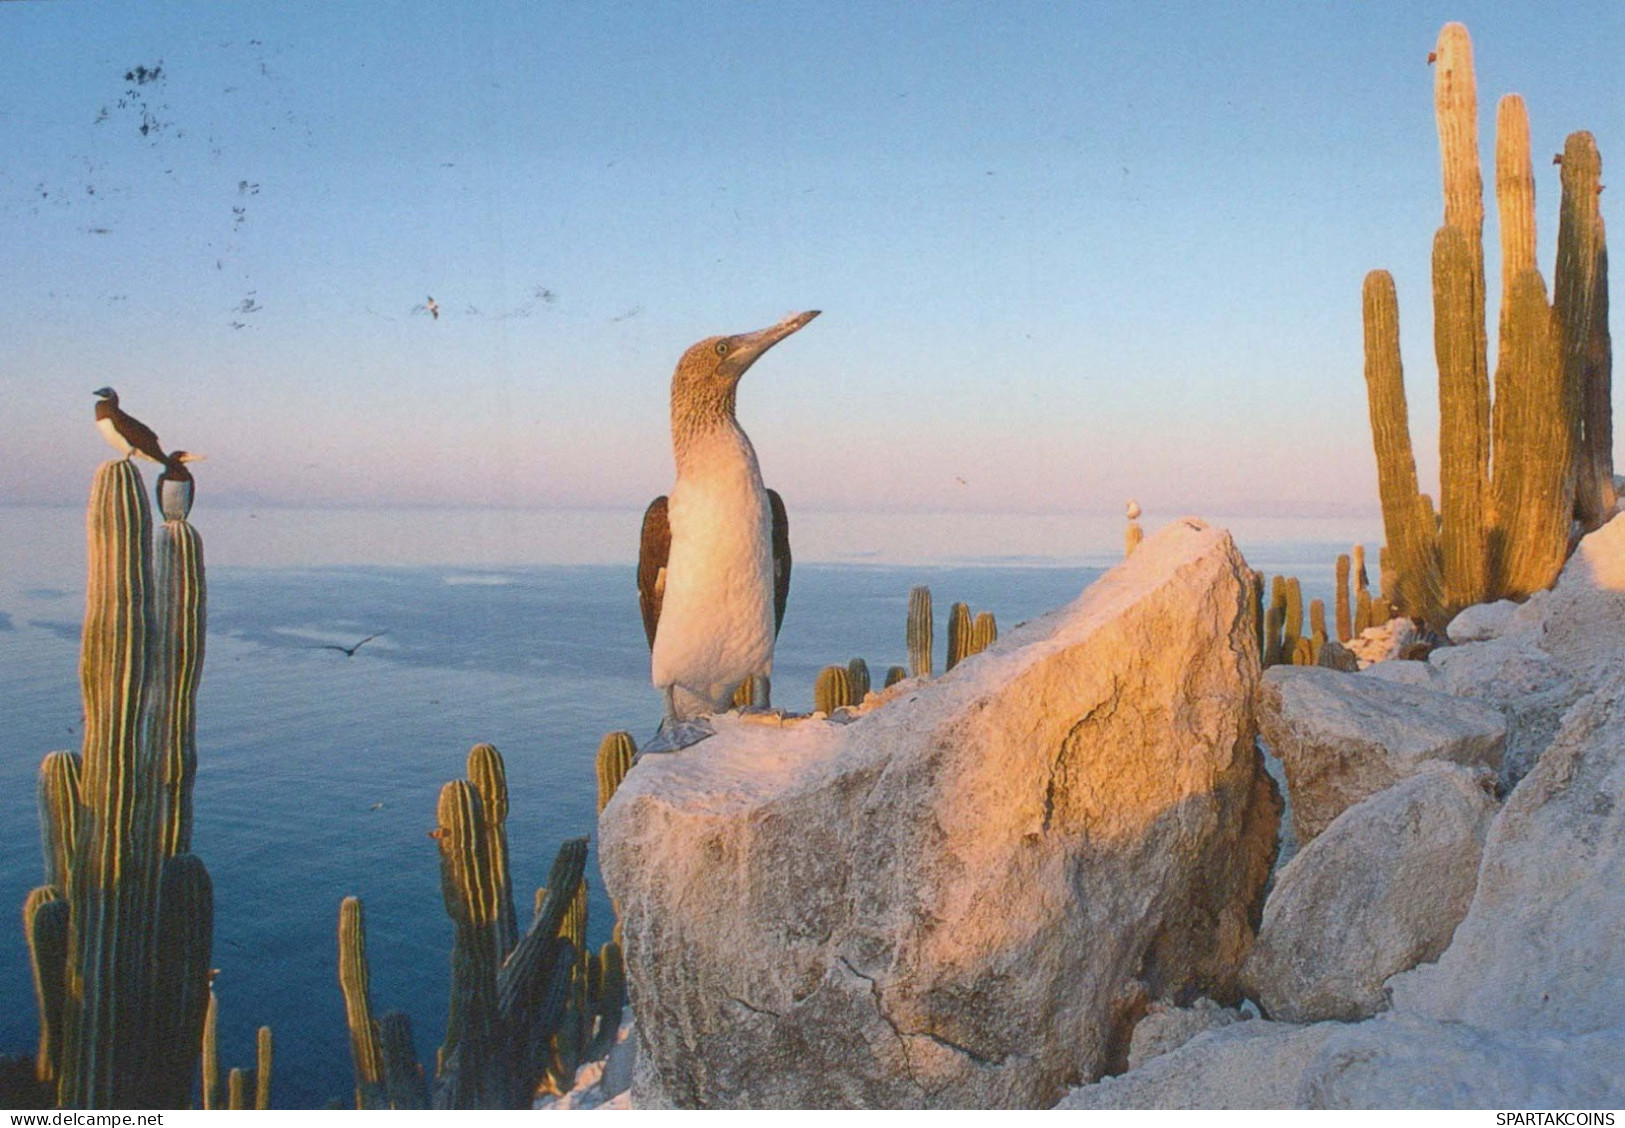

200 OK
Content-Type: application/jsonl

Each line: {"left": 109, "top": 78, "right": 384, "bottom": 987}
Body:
{"left": 730, "top": 310, "right": 820, "bottom": 371}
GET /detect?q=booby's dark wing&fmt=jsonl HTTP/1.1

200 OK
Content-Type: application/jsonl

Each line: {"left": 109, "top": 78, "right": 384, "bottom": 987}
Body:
{"left": 638, "top": 496, "right": 670, "bottom": 650}
{"left": 768, "top": 488, "right": 791, "bottom": 636}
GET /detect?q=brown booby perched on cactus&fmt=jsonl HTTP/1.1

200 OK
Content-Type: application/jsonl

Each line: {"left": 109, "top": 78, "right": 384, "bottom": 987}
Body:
{"left": 638, "top": 310, "right": 816, "bottom": 748}
{"left": 92, "top": 386, "right": 167, "bottom": 463}
{"left": 157, "top": 450, "right": 206, "bottom": 521}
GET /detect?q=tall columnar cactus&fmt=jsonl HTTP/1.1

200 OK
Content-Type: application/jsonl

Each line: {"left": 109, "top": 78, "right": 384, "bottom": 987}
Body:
{"left": 906, "top": 586, "right": 933, "bottom": 678}
{"left": 846, "top": 658, "right": 871, "bottom": 702}
{"left": 595, "top": 732, "right": 636, "bottom": 813}
{"left": 1496, "top": 269, "right": 1571, "bottom": 597}
{"left": 1334, "top": 554, "right": 1353, "bottom": 642}
{"left": 814, "top": 665, "right": 853, "bottom": 714}
{"left": 22, "top": 461, "right": 231, "bottom": 1108}
{"left": 467, "top": 744, "right": 518, "bottom": 956}
{"left": 944, "top": 602, "right": 972, "bottom": 670}
{"left": 883, "top": 665, "right": 908, "bottom": 689}
{"left": 1364, "top": 22, "right": 1611, "bottom": 627}
{"left": 970, "top": 611, "right": 998, "bottom": 656}
{"left": 1363, "top": 271, "right": 1445, "bottom": 627}
{"left": 340, "top": 746, "right": 584, "bottom": 1110}
{"left": 1281, "top": 577, "right": 1304, "bottom": 661}
{"left": 150, "top": 518, "right": 205, "bottom": 858}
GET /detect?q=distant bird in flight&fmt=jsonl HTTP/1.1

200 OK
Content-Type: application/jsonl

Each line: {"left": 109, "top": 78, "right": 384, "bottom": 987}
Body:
{"left": 639, "top": 310, "right": 817, "bottom": 748}
{"left": 157, "top": 450, "right": 206, "bottom": 521}
{"left": 426, "top": 296, "right": 439, "bottom": 321}
{"left": 317, "top": 633, "right": 385, "bottom": 657}
{"left": 93, "top": 387, "right": 167, "bottom": 463}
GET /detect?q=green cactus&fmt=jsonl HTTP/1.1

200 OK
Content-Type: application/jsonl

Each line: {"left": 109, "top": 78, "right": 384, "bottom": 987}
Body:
{"left": 846, "top": 658, "right": 871, "bottom": 702}
{"left": 1363, "top": 23, "right": 1611, "bottom": 627}
{"left": 731, "top": 673, "right": 770, "bottom": 710}
{"left": 467, "top": 744, "right": 518, "bottom": 956}
{"left": 1280, "top": 578, "right": 1303, "bottom": 662}
{"left": 595, "top": 732, "right": 636, "bottom": 814}
{"left": 814, "top": 665, "right": 853, "bottom": 714}
{"left": 883, "top": 665, "right": 908, "bottom": 689}
{"left": 23, "top": 887, "right": 68, "bottom": 1087}
{"left": 590, "top": 940, "right": 626, "bottom": 1057}
{"left": 1334, "top": 554, "right": 1353, "bottom": 642}
{"left": 906, "top": 586, "right": 933, "bottom": 678}
{"left": 340, "top": 747, "right": 585, "bottom": 1109}
{"left": 148, "top": 853, "right": 213, "bottom": 1108}
{"left": 1262, "top": 603, "right": 1285, "bottom": 669}
{"left": 37, "top": 752, "right": 80, "bottom": 899}
{"left": 338, "top": 896, "right": 388, "bottom": 1109}
{"left": 255, "top": 1026, "right": 272, "bottom": 1110}
{"left": 151, "top": 519, "right": 205, "bottom": 858}
{"left": 1495, "top": 269, "right": 1571, "bottom": 597}
{"left": 945, "top": 602, "right": 972, "bottom": 670}
{"left": 970, "top": 611, "right": 997, "bottom": 656}
{"left": 227, "top": 1067, "right": 248, "bottom": 1111}
{"left": 202, "top": 989, "right": 218, "bottom": 1111}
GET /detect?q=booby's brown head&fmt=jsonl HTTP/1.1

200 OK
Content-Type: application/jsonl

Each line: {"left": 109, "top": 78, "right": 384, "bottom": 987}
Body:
{"left": 671, "top": 310, "right": 819, "bottom": 446}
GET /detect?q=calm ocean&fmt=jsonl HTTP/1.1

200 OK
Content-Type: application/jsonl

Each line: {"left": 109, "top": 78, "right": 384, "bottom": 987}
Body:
{"left": 0, "top": 503, "right": 1379, "bottom": 1107}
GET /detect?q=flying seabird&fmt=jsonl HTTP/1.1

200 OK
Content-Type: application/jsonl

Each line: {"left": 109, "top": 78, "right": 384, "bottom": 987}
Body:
{"left": 92, "top": 387, "right": 167, "bottom": 463}
{"left": 157, "top": 451, "right": 206, "bottom": 521}
{"left": 317, "top": 633, "right": 385, "bottom": 657}
{"left": 638, "top": 310, "right": 817, "bottom": 748}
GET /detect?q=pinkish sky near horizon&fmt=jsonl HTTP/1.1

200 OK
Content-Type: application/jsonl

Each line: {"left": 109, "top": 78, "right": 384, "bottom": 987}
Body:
{"left": 3, "top": 2, "right": 1622, "bottom": 531}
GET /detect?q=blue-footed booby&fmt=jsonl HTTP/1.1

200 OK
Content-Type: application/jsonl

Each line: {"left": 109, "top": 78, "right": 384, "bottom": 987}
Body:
{"left": 92, "top": 387, "right": 167, "bottom": 463}
{"left": 639, "top": 310, "right": 817, "bottom": 747}
{"left": 157, "top": 451, "right": 206, "bottom": 521}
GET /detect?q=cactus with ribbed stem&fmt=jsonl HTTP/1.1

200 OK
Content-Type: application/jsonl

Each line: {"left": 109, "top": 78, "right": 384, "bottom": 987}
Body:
{"left": 1363, "top": 23, "right": 1611, "bottom": 627}
{"left": 339, "top": 747, "right": 584, "bottom": 1109}
{"left": 150, "top": 519, "right": 205, "bottom": 858}
{"left": 906, "top": 586, "right": 933, "bottom": 678}
{"left": 1496, "top": 269, "right": 1571, "bottom": 597}
{"left": 1281, "top": 578, "right": 1303, "bottom": 662}
{"left": 467, "top": 744, "right": 518, "bottom": 957}
{"left": 1334, "top": 554, "right": 1353, "bottom": 642}
{"left": 1262, "top": 604, "right": 1285, "bottom": 669}
{"left": 1355, "top": 588, "right": 1374, "bottom": 635}
{"left": 147, "top": 853, "right": 213, "bottom": 1108}
{"left": 37, "top": 752, "right": 80, "bottom": 898}
{"left": 731, "top": 673, "right": 770, "bottom": 710}
{"left": 201, "top": 989, "right": 219, "bottom": 1110}
{"left": 1308, "top": 599, "right": 1328, "bottom": 664}
{"left": 945, "top": 602, "right": 972, "bottom": 670}
{"left": 254, "top": 1026, "right": 272, "bottom": 1110}
{"left": 883, "top": 665, "right": 908, "bottom": 688}
{"left": 970, "top": 611, "right": 997, "bottom": 656}
{"left": 814, "top": 665, "right": 853, "bottom": 714}
{"left": 595, "top": 732, "right": 635, "bottom": 813}
{"left": 23, "top": 887, "right": 68, "bottom": 1087}
{"left": 589, "top": 940, "right": 626, "bottom": 1056}
{"left": 1555, "top": 131, "right": 1613, "bottom": 529}
{"left": 846, "top": 658, "right": 871, "bottom": 702}
{"left": 1363, "top": 272, "right": 1445, "bottom": 628}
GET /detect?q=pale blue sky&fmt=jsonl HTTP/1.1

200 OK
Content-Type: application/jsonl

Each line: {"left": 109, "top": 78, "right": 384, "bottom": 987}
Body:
{"left": 3, "top": 2, "right": 1621, "bottom": 519}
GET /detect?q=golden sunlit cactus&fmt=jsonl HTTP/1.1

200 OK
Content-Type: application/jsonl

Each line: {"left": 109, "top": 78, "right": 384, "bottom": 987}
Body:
{"left": 906, "top": 586, "right": 933, "bottom": 678}
{"left": 814, "top": 665, "right": 853, "bottom": 714}
{"left": 1334, "top": 554, "right": 1353, "bottom": 642}
{"left": 595, "top": 732, "right": 636, "bottom": 813}
{"left": 945, "top": 602, "right": 972, "bottom": 670}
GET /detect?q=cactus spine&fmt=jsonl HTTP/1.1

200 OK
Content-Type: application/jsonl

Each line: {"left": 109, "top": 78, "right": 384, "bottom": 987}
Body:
{"left": 906, "top": 586, "right": 933, "bottom": 678}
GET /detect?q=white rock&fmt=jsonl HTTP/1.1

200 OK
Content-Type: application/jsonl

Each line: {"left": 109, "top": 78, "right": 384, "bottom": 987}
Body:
{"left": 1258, "top": 666, "right": 1505, "bottom": 845}
{"left": 1126, "top": 999, "right": 1247, "bottom": 1071}
{"left": 1241, "top": 762, "right": 1498, "bottom": 1023}
{"left": 1344, "top": 617, "right": 1417, "bottom": 667}
{"left": 1445, "top": 599, "right": 1522, "bottom": 644}
{"left": 1358, "top": 659, "right": 1440, "bottom": 689}
{"left": 1056, "top": 1020, "right": 1339, "bottom": 1109}
{"left": 1302, "top": 1012, "right": 1625, "bottom": 1108}
{"left": 601, "top": 519, "right": 1279, "bottom": 1109}
{"left": 1387, "top": 674, "right": 1625, "bottom": 1034}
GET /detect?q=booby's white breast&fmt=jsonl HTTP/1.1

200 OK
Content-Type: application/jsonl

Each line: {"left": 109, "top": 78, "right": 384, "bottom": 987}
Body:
{"left": 651, "top": 426, "right": 775, "bottom": 714}
{"left": 97, "top": 417, "right": 133, "bottom": 456}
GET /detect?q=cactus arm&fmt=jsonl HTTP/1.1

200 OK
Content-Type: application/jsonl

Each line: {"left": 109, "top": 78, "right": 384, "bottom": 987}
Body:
{"left": 337, "top": 896, "right": 388, "bottom": 1109}
{"left": 24, "top": 887, "right": 69, "bottom": 1086}
{"left": 254, "top": 1026, "right": 272, "bottom": 1110}
{"left": 378, "top": 1011, "right": 430, "bottom": 1109}
{"left": 37, "top": 752, "right": 82, "bottom": 898}
{"left": 970, "top": 612, "right": 997, "bottom": 656}
{"left": 145, "top": 853, "right": 213, "bottom": 1108}
{"left": 1435, "top": 224, "right": 1491, "bottom": 615}
{"left": 466, "top": 744, "right": 517, "bottom": 959}
{"left": 150, "top": 520, "right": 205, "bottom": 858}
{"left": 846, "top": 658, "right": 871, "bottom": 702}
{"left": 1555, "top": 132, "right": 1608, "bottom": 526}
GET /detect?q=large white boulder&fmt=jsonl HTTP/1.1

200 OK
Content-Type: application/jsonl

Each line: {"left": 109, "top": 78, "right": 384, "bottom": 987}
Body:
{"left": 600, "top": 519, "right": 1279, "bottom": 1109}
{"left": 1240, "top": 762, "right": 1497, "bottom": 1023}
{"left": 1258, "top": 666, "right": 1504, "bottom": 844}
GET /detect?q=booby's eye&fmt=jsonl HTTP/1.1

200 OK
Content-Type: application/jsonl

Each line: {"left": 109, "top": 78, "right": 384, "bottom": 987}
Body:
{"left": 715, "top": 341, "right": 730, "bottom": 357}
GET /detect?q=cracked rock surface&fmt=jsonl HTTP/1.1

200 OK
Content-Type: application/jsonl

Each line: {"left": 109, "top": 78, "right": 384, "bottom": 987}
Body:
{"left": 600, "top": 519, "right": 1278, "bottom": 1108}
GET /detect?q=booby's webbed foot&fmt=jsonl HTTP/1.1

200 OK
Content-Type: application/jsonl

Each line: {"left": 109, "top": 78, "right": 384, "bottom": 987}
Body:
{"left": 640, "top": 716, "right": 716, "bottom": 755}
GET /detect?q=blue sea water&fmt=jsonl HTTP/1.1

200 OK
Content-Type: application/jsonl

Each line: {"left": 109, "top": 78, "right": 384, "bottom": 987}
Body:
{"left": 0, "top": 504, "right": 1379, "bottom": 1107}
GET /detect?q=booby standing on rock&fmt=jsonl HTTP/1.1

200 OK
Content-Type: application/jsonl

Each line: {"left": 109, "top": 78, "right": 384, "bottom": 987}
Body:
{"left": 93, "top": 387, "right": 168, "bottom": 463}
{"left": 157, "top": 451, "right": 206, "bottom": 521}
{"left": 638, "top": 310, "right": 817, "bottom": 748}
